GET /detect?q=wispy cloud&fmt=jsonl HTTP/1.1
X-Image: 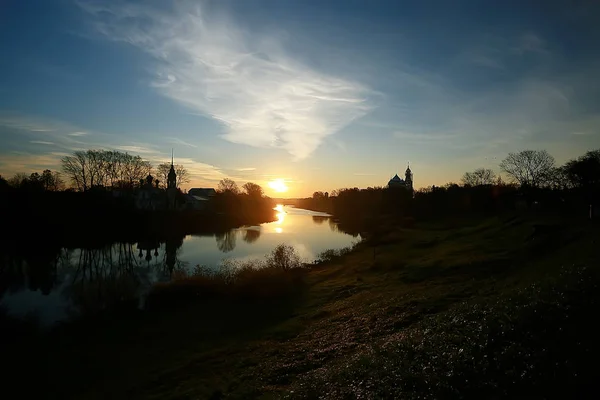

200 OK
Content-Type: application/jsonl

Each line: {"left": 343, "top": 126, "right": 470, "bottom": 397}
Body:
{"left": 29, "top": 140, "right": 55, "bottom": 145}
{"left": 79, "top": 1, "right": 374, "bottom": 160}
{"left": 68, "top": 131, "right": 88, "bottom": 137}
{"left": 114, "top": 145, "right": 156, "bottom": 154}
{"left": 236, "top": 167, "right": 256, "bottom": 172}
{"left": 166, "top": 137, "right": 197, "bottom": 148}
{"left": 513, "top": 33, "right": 548, "bottom": 55}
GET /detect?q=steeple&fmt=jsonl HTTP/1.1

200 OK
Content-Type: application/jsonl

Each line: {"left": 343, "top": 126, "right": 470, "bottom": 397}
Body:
{"left": 167, "top": 149, "right": 177, "bottom": 189}
{"left": 405, "top": 161, "right": 413, "bottom": 190}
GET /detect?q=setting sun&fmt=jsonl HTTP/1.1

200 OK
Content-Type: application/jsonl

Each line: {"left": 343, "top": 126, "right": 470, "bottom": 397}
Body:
{"left": 268, "top": 179, "right": 288, "bottom": 193}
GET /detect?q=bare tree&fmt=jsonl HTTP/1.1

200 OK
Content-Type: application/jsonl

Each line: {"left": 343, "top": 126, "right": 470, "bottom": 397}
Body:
{"left": 500, "top": 150, "right": 555, "bottom": 187}
{"left": 7, "top": 173, "right": 30, "bottom": 188}
{"left": 156, "top": 163, "right": 190, "bottom": 188}
{"left": 217, "top": 178, "right": 239, "bottom": 194}
{"left": 242, "top": 182, "right": 264, "bottom": 198}
{"left": 61, "top": 150, "right": 152, "bottom": 191}
{"left": 461, "top": 168, "right": 496, "bottom": 186}
{"left": 61, "top": 151, "right": 89, "bottom": 191}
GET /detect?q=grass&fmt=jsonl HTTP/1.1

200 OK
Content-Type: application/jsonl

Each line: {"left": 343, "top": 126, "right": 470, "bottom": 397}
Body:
{"left": 5, "top": 212, "right": 600, "bottom": 399}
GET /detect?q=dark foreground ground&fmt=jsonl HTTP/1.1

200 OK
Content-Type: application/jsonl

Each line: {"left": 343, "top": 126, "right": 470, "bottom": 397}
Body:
{"left": 3, "top": 211, "right": 600, "bottom": 399}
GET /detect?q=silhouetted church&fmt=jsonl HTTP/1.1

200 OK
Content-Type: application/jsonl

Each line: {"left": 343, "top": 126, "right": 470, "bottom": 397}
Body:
{"left": 388, "top": 163, "right": 413, "bottom": 191}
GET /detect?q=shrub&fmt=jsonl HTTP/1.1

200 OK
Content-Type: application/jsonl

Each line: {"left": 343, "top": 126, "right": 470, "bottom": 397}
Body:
{"left": 265, "top": 244, "right": 303, "bottom": 270}
{"left": 147, "top": 244, "right": 307, "bottom": 309}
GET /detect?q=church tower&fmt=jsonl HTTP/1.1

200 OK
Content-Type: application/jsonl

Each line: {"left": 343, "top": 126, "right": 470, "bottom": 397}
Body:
{"left": 166, "top": 149, "right": 178, "bottom": 210}
{"left": 167, "top": 149, "right": 177, "bottom": 189}
{"left": 405, "top": 162, "right": 413, "bottom": 191}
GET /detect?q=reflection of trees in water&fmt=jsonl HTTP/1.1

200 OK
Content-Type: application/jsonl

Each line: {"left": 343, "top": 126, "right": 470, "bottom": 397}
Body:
{"left": 312, "top": 215, "right": 328, "bottom": 225}
{"left": 0, "top": 246, "right": 65, "bottom": 297}
{"left": 215, "top": 230, "right": 237, "bottom": 253}
{"left": 0, "top": 236, "right": 186, "bottom": 316}
{"left": 242, "top": 228, "right": 261, "bottom": 244}
{"left": 328, "top": 218, "right": 339, "bottom": 232}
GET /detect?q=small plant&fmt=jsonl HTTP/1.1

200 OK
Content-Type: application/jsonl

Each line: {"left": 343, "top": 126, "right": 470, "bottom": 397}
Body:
{"left": 265, "top": 244, "right": 303, "bottom": 270}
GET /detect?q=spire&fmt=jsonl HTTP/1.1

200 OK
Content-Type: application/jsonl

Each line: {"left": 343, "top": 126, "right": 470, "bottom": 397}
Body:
{"left": 167, "top": 148, "right": 177, "bottom": 189}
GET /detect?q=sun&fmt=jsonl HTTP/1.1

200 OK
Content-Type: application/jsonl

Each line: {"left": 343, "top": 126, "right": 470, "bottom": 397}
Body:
{"left": 268, "top": 179, "right": 288, "bottom": 193}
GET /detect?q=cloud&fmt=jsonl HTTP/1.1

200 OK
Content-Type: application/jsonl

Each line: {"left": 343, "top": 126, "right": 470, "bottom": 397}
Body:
{"left": 236, "top": 167, "right": 256, "bottom": 172}
{"left": 114, "top": 145, "right": 156, "bottom": 154}
{"left": 0, "top": 113, "right": 236, "bottom": 186}
{"left": 79, "top": 1, "right": 374, "bottom": 160}
{"left": 29, "top": 140, "right": 55, "bottom": 145}
{"left": 68, "top": 131, "right": 88, "bottom": 136}
{"left": 166, "top": 137, "right": 197, "bottom": 148}
{"left": 513, "top": 33, "right": 548, "bottom": 55}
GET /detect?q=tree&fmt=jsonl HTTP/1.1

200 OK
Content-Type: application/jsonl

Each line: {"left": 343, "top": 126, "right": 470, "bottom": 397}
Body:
{"left": 61, "top": 150, "right": 152, "bottom": 191}
{"left": 40, "top": 169, "right": 64, "bottom": 191}
{"left": 563, "top": 149, "right": 600, "bottom": 189}
{"left": 7, "top": 173, "right": 30, "bottom": 188}
{"left": 242, "top": 182, "right": 264, "bottom": 198}
{"left": 217, "top": 178, "right": 240, "bottom": 194}
{"left": 156, "top": 163, "right": 190, "bottom": 188}
{"left": 500, "top": 150, "right": 555, "bottom": 188}
{"left": 461, "top": 168, "right": 496, "bottom": 186}
{"left": 0, "top": 175, "right": 8, "bottom": 190}
{"left": 266, "top": 244, "right": 302, "bottom": 270}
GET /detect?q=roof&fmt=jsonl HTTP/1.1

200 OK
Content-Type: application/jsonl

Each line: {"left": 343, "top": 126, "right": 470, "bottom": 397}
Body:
{"left": 189, "top": 188, "right": 216, "bottom": 197}
{"left": 188, "top": 195, "right": 210, "bottom": 202}
{"left": 389, "top": 174, "right": 405, "bottom": 183}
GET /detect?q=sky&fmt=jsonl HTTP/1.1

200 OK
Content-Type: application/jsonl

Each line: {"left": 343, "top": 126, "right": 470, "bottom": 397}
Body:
{"left": 0, "top": 0, "right": 599, "bottom": 197}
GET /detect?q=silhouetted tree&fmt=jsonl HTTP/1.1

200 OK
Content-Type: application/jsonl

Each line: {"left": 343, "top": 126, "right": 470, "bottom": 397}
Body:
{"left": 61, "top": 150, "right": 151, "bottom": 191}
{"left": 500, "top": 150, "right": 555, "bottom": 188}
{"left": 156, "top": 162, "right": 190, "bottom": 188}
{"left": 7, "top": 173, "right": 30, "bottom": 188}
{"left": 218, "top": 178, "right": 240, "bottom": 194}
{"left": 266, "top": 244, "right": 301, "bottom": 270}
{"left": 0, "top": 175, "right": 8, "bottom": 191}
{"left": 40, "top": 169, "right": 64, "bottom": 191}
{"left": 242, "top": 182, "right": 264, "bottom": 198}
{"left": 563, "top": 149, "right": 600, "bottom": 189}
{"left": 462, "top": 168, "right": 496, "bottom": 186}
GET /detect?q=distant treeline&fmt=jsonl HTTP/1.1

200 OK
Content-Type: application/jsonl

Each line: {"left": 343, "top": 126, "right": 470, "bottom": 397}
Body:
{"left": 296, "top": 149, "right": 600, "bottom": 226}
{"left": 0, "top": 150, "right": 276, "bottom": 245}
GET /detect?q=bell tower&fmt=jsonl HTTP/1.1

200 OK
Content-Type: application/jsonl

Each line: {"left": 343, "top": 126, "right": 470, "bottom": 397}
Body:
{"left": 405, "top": 162, "right": 413, "bottom": 191}
{"left": 167, "top": 149, "right": 177, "bottom": 189}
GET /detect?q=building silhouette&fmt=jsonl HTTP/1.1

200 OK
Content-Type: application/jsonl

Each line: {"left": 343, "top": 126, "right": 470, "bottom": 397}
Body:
{"left": 388, "top": 163, "right": 413, "bottom": 192}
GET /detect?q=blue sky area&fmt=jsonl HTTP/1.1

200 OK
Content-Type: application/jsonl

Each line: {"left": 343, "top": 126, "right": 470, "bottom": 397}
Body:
{"left": 1, "top": 0, "right": 599, "bottom": 196}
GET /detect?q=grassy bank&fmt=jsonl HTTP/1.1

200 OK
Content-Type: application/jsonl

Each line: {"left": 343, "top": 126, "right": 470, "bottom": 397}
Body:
{"left": 5, "top": 212, "right": 600, "bottom": 399}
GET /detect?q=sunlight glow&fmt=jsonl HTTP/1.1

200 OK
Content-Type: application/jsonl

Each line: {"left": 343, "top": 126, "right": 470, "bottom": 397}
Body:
{"left": 274, "top": 227, "right": 283, "bottom": 234}
{"left": 275, "top": 204, "right": 285, "bottom": 224}
{"left": 268, "top": 179, "right": 288, "bottom": 193}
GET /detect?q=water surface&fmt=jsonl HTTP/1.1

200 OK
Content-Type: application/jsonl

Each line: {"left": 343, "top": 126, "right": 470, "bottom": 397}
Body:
{"left": 0, "top": 206, "right": 358, "bottom": 324}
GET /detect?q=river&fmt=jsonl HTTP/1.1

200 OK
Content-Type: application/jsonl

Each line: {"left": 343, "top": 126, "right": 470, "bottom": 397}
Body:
{"left": 0, "top": 205, "right": 359, "bottom": 325}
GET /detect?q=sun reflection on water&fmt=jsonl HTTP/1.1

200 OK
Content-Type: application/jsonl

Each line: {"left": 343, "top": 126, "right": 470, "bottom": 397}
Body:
{"left": 275, "top": 204, "right": 285, "bottom": 225}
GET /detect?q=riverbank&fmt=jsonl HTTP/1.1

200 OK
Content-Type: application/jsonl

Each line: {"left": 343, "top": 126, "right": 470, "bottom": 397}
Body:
{"left": 0, "top": 189, "right": 277, "bottom": 248}
{"left": 3, "top": 211, "right": 600, "bottom": 399}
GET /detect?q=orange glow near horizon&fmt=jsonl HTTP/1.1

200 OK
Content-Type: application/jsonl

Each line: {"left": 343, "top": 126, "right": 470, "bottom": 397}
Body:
{"left": 268, "top": 179, "right": 288, "bottom": 193}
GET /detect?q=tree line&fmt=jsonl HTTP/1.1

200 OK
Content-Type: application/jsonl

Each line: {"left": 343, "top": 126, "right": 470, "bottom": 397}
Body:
{"left": 297, "top": 148, "right": 600, "bottom": 222}
{"left": 0, "top": 149, "right": 191, "bottom": 192}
